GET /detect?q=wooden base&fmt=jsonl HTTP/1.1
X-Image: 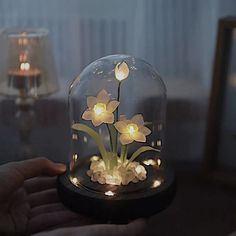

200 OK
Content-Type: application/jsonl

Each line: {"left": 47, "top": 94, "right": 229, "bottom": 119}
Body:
{"left": 57, "top": 167, "right": 176, "bottom": 221}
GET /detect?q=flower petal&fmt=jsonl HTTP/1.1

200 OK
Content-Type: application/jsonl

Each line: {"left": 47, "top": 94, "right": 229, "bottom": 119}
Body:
{"left": 87, "top": 96, "right": 97, "bottom": 109}
{"left": 92, "top": 117, "right": 103, "bottom": 127}
{"left": 131, "top": 114, "right": 144, "bottom": 126}
{"left": 120, "top": 133, "right": 133, "bottom": 145}
{"left": 114, "top": 121, "right": 127, "bottom": 133}
{"left": 107, "top": 101, "right": 120, "bottom": 112}
{"left": 132, "top": 131, "right": 146, "bottom": 143}
{"left": 119, "top": 115, "right": 127, "bottom": 121}
{"left": 103, "top": 112, "right": 114, "bottom": 124}
{"left": 82, "top": 110, "right": 93, "bottom": 120}
{"left": 97, "top": 89, "right": 110, "bottom": 104}
{"left": 139, "top": 126, "right": 151, "bottom": 136}
{"left": 115, "top": 62, "right": 129, "bottom": 81}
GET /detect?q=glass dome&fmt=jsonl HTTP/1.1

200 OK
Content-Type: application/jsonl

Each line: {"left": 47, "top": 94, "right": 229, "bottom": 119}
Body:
{"left": 68, "top": 54, "right": 167, "bottom": 196}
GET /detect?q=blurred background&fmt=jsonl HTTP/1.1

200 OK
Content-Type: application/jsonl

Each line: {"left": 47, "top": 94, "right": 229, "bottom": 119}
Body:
{"left": 1, "top": 0, "right": 236, "bottom": 163}
{"left": 1, "top": 0, "right": 236, "bottom": 235}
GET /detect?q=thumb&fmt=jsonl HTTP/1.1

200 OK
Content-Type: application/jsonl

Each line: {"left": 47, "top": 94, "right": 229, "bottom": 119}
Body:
{"left": 33, "top": 218, "right": 147, "bottom": 236}
{"left": 10, "top": 157, "right": 66, "bottom": 179}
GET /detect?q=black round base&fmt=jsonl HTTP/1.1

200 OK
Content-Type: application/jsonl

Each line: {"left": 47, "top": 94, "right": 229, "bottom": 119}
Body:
{"left": 57, "top": 167, "right": 176, "bottom": 221}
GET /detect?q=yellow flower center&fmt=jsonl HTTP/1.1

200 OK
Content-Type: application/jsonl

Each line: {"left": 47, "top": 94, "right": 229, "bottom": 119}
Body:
{"left": 93, "top": 103, "right": 106, "bottom": 116}
{"left": 127, "top": 124, "right": 138, "bottom": 135}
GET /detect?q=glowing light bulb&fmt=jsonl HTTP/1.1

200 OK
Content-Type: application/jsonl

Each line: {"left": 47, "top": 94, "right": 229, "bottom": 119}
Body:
{"left": 72, "top": 154, "right": 78, "bottom": 161}
{"left": 70, "top": 176, "right": 79, "bottom": 186}
{"left": 127, "top": 124, "right": 138, "bottom": 135}
{"left": 20, "top": 62, "right": 30, "bottom": 71}
{"left": 90, "top": 155, "right": 100, "bottom": 161}
{"left": 93, "top": 103, "right": 106, "bottom": 116}
{"left": 143, "top": 159, "right": 156, "bottom": 166}
{"left": 105, "top": 190, "right": 115, "bottom": 196}
{"left": 115, "top": 61, "right": 129, "bottom": 81}
{"left": 152, "top": 179, "right": 162, "bottom": 188}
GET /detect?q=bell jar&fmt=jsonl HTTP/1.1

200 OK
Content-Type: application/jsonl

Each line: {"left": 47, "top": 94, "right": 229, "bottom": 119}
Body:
{"left": 57, "top": 55, "right": 175, "bottom": 220}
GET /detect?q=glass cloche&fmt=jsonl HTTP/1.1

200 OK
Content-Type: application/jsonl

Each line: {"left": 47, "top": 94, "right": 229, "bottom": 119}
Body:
{"left": 57, "top": 55, "right": 175, "bottom": 220}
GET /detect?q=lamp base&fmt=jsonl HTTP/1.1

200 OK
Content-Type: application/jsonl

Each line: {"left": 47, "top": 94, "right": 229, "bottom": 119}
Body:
{"left": 57, "top": 167, "right": 176, "bottom": 221}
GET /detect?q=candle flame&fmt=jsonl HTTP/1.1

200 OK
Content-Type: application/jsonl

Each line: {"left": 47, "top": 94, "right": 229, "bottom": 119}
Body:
{"left": 20, "top": 62, "right": 30, "bottom": 71}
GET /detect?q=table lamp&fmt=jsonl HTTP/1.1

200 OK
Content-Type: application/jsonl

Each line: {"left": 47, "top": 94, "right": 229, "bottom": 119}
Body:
{"left": 0, "top": 28, "right": 59, "bottom": 158}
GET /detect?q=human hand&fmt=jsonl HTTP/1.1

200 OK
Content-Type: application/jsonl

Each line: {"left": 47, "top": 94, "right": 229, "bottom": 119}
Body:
{"left": 33, "top": 218, "right": 146, "bottom": 236}
{"left": 0, "top": 157, "right": 87, "bottom": 235}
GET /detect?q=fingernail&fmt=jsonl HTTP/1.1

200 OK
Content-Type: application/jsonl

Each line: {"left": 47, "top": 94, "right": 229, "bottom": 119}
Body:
{"left": 55, "top": 163, "right": 66, "bottom": 172}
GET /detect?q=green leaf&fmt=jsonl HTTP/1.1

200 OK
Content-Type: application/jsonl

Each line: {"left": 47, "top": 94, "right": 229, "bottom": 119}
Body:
{"left": 72, "top": 123, "right": 108, "bottom": 163}
{"left": 127, "top": 146, "right": 160, "bottom": 166}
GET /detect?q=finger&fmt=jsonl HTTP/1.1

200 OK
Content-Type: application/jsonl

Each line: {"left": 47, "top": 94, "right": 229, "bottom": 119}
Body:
{"left": 29, "top": 210, "right": 80, "bottom": 234}
{"left": 45, "top": 217, "right": 93, "bottom": 231}
{"left": 11, "top": 157, "right": 66, "bottom": 180}
{"left": 30, "top": 202, "right": 66, "bottom": 218}
{"left": 24, "top": 177, "right": 57, "bottom": 194}
{"left": 77, "top": 218, "right": 147, "bottom": 236}
{"left": 29, "top": 189, "right": 59, "bottom": 208}
{"left": 0, "top": 158, "right": 65, "bottom": 202}
{"left": 33, "top": 218, "right": 147, "bottom": 236}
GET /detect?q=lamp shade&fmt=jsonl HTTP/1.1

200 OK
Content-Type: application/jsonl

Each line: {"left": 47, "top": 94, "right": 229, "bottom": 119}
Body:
{"left": 0, "top": 28, "right": 58, "bottom": 98}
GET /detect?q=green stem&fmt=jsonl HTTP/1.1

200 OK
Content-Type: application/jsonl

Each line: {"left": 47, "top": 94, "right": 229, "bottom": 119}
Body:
{"left": 106, "top": 124, "right": 117, "bottom": 153}
{"left": 114, "top": 82, "right": 121, "bottom": 152}
{"left": 106, "top": 124, "right": 113, "bottom": 151}
{"left": 116, "top": 82, "right": 121, "bottom": 120}
{"left": 120, "top": 145, "right": 128, "bottom": 163}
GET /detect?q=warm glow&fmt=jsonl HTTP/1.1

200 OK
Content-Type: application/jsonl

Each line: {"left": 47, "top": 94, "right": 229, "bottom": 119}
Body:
{"left": 72, "top": 154, "right": 78, "bottom": 161}
{"left": 143, "top": 158, "right": 161, "bottom": 167}
{"left": 70, "top": 176, "right": 79, "bottom": 186}
{"left": 72, "top": 134, "right": 78, "bottom": 140}
{"left": 115, "top": 61, "right": 129, "bottom": 81}
{"left": 83, "top": 136, "right": 88, "bottom": 143}
{"left": 152, "top": 179, "right": 162, "bottom": 188}
{"left": 127, "top": 124, "right": 138, "bottom": 135}
{"left": 143, "top": 159, "right": 156, "bottom": 166}
{"left": 90, "top": 155, "right": 100, "bottom": 161}
{"left": 93, "top": 103, "right": 106, "bottom": 116}
{"left": 156, "top": 140, "right": 162, "bottom": 146}
{"left": 20, "top": 62, "right": 30, "bottom": 71}
{"left": 105, "top": 190, "right": 115, "bottom": 196}
{"left": 19, "top": 52, "right": 28, "bottom": 62}
{"left": 18, "top": 37, "right": 28, "bottom": 45}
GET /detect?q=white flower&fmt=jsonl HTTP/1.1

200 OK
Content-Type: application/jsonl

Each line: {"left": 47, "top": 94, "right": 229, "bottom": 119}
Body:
{"left": 114, "top": 114, "right": 151, "bottom": 145}
{"left": 82, "top": 89, "right": 120, "bottom": 127}
{"left": 115, "top": 61, "right": 129, "bottom": 81}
